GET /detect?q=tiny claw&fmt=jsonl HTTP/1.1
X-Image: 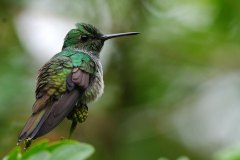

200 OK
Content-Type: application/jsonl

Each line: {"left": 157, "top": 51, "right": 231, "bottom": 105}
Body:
{"left": 16, "top": 139, "right": 21, "bottom": 146}
{"left": 24, "top": 138, "right": 32, "bottom": 150}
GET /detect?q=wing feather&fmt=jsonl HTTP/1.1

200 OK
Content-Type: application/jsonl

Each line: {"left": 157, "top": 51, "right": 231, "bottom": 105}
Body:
{"left": 18, "top": 52, "right": 95, "bottom": 141}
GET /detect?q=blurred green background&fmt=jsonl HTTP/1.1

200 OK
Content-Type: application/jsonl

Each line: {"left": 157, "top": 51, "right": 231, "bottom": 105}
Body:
{"left": 1, "top": 0, "right": 240, "bottom": 159}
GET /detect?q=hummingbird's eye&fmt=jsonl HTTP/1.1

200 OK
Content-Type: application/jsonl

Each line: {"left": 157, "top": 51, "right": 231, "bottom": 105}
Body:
{"left": 80, "top": 35, "right": 88, "bottom": 42}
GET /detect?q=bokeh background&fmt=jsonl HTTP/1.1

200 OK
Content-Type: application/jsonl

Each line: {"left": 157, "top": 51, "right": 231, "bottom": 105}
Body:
{"left": 1, "top": 0, "right": 240, "bottom": 159}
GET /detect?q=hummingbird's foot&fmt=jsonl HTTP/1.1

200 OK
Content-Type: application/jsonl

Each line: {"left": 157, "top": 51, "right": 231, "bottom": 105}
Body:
{"left": 67, "top": 103, "right": 88, "bottom": 138}
{"left": 24, "top": 138, "right": 32, "bottom": 150}
{"left": 16, "top": 139, "right": 21, "bottom": 146}
{"left": 68, "top": 120, "right": 77, "bottom": 139}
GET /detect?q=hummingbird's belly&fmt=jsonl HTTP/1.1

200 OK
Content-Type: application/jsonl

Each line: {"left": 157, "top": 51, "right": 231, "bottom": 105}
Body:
{"left": 80, "top": 54, "right": 104, "bottom": 103}
{"left": 81, "top": 75, "right": 104, "bottom": 103}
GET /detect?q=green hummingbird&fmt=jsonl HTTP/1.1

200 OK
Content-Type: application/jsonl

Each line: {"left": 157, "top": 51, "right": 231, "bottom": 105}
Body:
{"left": 18, "top": 23, "right": 139, "bottom": 149}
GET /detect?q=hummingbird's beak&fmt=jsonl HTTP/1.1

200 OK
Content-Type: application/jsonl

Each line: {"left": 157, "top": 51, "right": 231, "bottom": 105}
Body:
{"left": 101, "top": 32, "right": 140, "bottom": 41}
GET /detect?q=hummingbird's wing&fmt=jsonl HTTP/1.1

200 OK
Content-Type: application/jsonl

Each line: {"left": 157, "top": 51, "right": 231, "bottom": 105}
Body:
{"left": 18, "top": 54, "right": 94, "bottom": 141}
{"left": 33, "top": 68, "right": 90, "bottom": 138}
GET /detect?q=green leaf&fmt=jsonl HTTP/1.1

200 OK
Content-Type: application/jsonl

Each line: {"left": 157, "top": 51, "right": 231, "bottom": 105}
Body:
{"left": 3, "top": 140, "right": 94, "bottom": 160}
{"left": 26, "top": 151, "right": 50, "bottom": 160}
{"left": 22, "top": 140, "right": 49, "bottom": 160}
{"left": 3, "top": 147, "right": 22, "bottom": 160}
{"left": 46, "top": 140, "right": 95, "bottom": 160}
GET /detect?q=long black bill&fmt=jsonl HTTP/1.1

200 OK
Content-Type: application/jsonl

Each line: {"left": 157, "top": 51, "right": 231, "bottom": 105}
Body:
{"left": 101, "top": 32, "right": 140, "bottom": 41}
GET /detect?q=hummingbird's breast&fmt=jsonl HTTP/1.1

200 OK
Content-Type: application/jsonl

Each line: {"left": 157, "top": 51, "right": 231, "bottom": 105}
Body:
{"left": 81, "top": 58, "right": 104, "bottom": 103}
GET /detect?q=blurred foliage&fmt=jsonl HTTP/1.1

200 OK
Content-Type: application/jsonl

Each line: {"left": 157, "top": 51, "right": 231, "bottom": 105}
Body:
{"left": 3, "top": 140, "right": 94, "bottom": 160}
{"left": 1, "top": 0, "right": 240, "bottom": 160}
{"left": 215, "top": 146, "right": 240, "bottom": 160}
{"left": 158, "top": 156, "right": 190, "bottom": 160}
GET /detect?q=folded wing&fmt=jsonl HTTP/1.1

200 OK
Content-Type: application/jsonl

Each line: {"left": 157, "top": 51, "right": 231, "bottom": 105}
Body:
{"left": 18, "top": 55, "right": 94, "bottom": 141}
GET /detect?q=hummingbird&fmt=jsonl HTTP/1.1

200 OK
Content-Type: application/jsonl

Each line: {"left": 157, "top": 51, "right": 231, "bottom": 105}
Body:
{"left": 18, "top": 23, "right": 139, "bottom": 149}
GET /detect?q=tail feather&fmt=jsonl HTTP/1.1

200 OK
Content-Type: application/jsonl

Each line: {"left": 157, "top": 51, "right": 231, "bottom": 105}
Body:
{"left": 18, "top": 109, "right": 48, "bottom": 141}
{"left": 18, "top": 90, "right": 80, "bottom": 141}
{"left": 34, "top": 90, "right": 80, "bottom": 138}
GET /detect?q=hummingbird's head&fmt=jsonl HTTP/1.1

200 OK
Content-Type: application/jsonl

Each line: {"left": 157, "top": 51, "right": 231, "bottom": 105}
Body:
{"left": 62, "top": 23, "right": 139, "bottom": 56}
{"left": 62, "top": 23, "right": 103, "bottom": 53}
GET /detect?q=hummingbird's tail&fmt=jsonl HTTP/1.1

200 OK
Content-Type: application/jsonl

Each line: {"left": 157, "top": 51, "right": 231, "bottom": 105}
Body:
{"left": 18, "top": 90, "right": 80, "bottom": 143}
{"left": 18, "top": 97, "right": 53, "bottom": 142}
